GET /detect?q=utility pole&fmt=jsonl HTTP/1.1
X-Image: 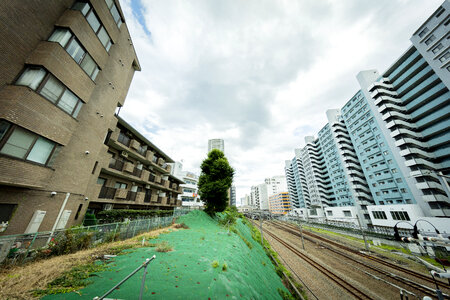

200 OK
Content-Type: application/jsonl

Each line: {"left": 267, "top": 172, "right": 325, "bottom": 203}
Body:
{"left": 298, "top": 218, "right": 305, "bottom": 250}
{"left": 356, "top": 217, "right": 369, "bottom": 251}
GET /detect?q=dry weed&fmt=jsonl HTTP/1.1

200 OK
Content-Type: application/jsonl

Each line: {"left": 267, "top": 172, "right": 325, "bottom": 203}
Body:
{"left": 0, "top": 225, "right": 177, "bottom": 299}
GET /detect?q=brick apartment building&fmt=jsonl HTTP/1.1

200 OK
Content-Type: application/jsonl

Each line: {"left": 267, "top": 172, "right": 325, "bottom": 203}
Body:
{"left": 0, "top": 0, "right": 182, "bottom": 235}
{"left": 88, "top": 116, "right": 183, "bottom": 212}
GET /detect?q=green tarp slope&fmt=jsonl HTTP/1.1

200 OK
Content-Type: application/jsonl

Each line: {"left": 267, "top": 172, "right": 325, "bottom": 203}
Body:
{"left": 45, "top": 210, "right": 287, "bottom": 299}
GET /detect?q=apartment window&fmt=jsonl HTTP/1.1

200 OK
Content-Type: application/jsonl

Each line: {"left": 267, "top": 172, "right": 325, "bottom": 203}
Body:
{"left": 418, "top": 27, "right": 429, "bottom": 38}
{"left": 432, "top": 43, "right": 443, "bottom": 54}
{"left": 72, "top": 1, "right": 113, "bottom": 51}
{"left": 391, "top": 211, "right": 410, "bottom": 221}
{"left": 435, "top": 6, "right": 444, "bottom": 18}
{"left": 343, "top": 210, "right": 351, "bottom": 217}
{"left": 387, "top": 159, "right": 393, "bottom": 164}
{"left": 105, "top": 0, "right": 123, "bottom": 28}
{"left": 382, "top": 190, "right": 389, "bottom": 195}
{"left": 372, "top": 211, "right": 387, "bottom": 220}
{"left": 0, "top": 120, "right": 60, "bottom": 167}
{"left": 16, "top": 67, "right": 83, "bottom": 117}
{"left": 97, "top": 177, "right": 107, "bottom": 185}
{"left": 114, "top": 182, "right": 127, "bottom": 189}
{"left": 392, "top": 168, "right": 398, "bottom": 174}
{"left": 49, "top": 28, "right": 100, "bottom": 80}
{"left": 439, "top": 51, "right": 450, "bottom": 62}
{"left": 400, "top": 188, "right": 407, "bottom": 193}
{"left": 424, "top": 35, "right": 436, "bottom": 45}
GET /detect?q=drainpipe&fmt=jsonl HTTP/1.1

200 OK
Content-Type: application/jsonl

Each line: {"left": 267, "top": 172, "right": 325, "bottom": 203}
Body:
{"left": 47, "top": 192, "right": 70, "bottom": 245}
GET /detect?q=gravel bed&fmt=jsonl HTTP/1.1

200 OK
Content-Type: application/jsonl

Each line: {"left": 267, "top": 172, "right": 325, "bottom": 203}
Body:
{"left": 264, "top": 222, "right": 450, "bottom": 300}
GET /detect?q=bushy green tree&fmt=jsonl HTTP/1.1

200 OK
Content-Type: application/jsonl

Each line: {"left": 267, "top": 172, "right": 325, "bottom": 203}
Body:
{"left": 198, "top": 149, "right": 234, "bottom": 215}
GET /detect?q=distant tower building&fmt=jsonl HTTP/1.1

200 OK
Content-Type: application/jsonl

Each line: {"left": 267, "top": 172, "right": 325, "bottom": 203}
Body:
{"left": 208, "top": 139, "right": 224, "bottom": 153}
{"left": 230, "top": 185, "right": 236, "bottom": 206}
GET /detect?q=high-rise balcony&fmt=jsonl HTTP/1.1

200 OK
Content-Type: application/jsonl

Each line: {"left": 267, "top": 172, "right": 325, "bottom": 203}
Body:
{"left": 374, "top": 95, "right": 402, "bottom": 106}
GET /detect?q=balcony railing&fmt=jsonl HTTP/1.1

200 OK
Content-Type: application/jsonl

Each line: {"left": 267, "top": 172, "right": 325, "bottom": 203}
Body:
{"left": 132, "top": 167, "right": 142, "bottom": 178}
{"left": 149, "top": 173, "right": 156, "bottom": 183}
{"left": 137, "top": 147, "right": 146, "bottom": 156}
{"left": 118, "top": 132, "right": 131, "bottom": 147}
{"left": 109, "top": 158, "right": 124, "bottom": 171}
{"left": 126, "top": 191, "right": 137, "bottom": 201}
{"left": 99, "top": 186, "right": 117, "bottom": 199}
{"left": 144, "top": 192, "right": 152, "bottom": 203}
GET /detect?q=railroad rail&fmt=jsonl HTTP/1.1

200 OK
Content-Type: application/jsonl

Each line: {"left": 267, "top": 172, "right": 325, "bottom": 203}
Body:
{"left": 270, "top": 220, "right": 450, "bottom": 298}
{"left": 259, "top": 222, "right": 375, "bottom": 300}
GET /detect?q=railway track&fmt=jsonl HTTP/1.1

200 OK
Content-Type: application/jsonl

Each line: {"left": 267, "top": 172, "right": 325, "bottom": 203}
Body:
{"left": 270, "top": 220, "right": 450, "bottom": 299}
{"left": 258, "top": 222, "right": 375, "bottom": 300}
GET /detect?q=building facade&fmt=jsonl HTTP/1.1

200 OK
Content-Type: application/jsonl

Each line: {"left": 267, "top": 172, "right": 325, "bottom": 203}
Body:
{"left": 170, "top": 161, "right": 202, "bottom": 207}
{"left": 269, "top": 192, "right": 291, "bottom": 215}
{"left": 207, "top": 139, "right": 224, "bottom": 153}
{"left": 285, "top": 1, "right": 450, "bottom": 230}
{"left": 0, "top": 0, "right": 143, "bottom": 235}
{"left": 88, "top": 117, "right": 183, "bottom": 213}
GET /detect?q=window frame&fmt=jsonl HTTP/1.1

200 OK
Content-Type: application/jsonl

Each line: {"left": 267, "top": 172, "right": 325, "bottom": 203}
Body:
{"left": 16, "top": 66, "right": 84, "bottom": 118}
{"left": 0, "top": 120, "right": 59, "bottom": 167}
{"left": 72, "top": 1, "right": 113, "bottom": 51}
{"left": 48, "top": 28, "right": 100, "bottom": 80}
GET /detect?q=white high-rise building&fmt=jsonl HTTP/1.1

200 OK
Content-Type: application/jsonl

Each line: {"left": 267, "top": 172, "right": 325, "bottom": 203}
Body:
{"left": 208, "top": 139, "right": 224, "bottom": 153}
{"left": 170, "top": 161, "right": 202, "bottom": 207}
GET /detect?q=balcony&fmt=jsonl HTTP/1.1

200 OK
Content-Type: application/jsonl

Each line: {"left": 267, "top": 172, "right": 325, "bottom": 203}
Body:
{"left": 126, "top": 191, "right": 137, "bottom": 201}
{"left": 132, "top": 167, "right": 143, "bottom": 178}
{"left": 149, "top": 173, "right": 156, "bottom": 183}
{"left": 117, "top": 132, "right": 131, "bottom": 147}
{"left": 161, "top": 179, "right": 170, "bottom": 189}
{"left": 109, "top": 158, "right": 124, "bottom": 171}
{"left": 99, "top": 186, "right": 116, "bottom": 199}
{"left": 144, "top": 192, "right": 152, "bottom": 203}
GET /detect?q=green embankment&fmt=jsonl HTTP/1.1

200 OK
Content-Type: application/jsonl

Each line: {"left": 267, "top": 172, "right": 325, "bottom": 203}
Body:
{"left": 44, "top": 210, "right": 288, "bottom": 299}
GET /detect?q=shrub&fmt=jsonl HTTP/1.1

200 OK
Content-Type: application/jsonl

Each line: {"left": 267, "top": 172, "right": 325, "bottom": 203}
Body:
{"left": 156, "top": 241, "right": 172, "bottom": 252}
{"left": 83, "top": 213, "right": 97, "bottom": 226}
{"left": 222, "top": 263, "right": 228, "bottom": 271}
{"left": 211, "top": 260, "right": 219, "bottom": 268}
{"left": 97, "top": 209, "right": 173, "bottom": 223}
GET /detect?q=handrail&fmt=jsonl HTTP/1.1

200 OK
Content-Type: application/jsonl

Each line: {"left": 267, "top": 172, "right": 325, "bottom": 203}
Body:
{"left": 94, "top": 255, "right": 156, "bottom": 300}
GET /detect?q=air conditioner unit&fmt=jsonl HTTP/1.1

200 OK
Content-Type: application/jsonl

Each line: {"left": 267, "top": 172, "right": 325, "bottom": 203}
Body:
{"left": 145, "top": 184, "right": 151, "bottom": 189}
{"left": 121, "top": 151, "right": 128, "bottom": 158}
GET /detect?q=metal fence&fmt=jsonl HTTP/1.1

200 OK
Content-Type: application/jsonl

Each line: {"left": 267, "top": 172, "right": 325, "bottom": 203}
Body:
{"left": 0, "top": 208, "right": 190, "bottom": 267}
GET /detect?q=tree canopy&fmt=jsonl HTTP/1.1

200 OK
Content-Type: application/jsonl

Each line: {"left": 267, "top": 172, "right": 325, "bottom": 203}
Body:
{"left": 198, "top": 149, "right": 234, "bottom": 215}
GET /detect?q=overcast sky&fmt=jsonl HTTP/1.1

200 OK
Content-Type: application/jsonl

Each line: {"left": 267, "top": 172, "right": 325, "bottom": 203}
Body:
{"left": 119, "top": 0, "right": 442, "bottom": 203}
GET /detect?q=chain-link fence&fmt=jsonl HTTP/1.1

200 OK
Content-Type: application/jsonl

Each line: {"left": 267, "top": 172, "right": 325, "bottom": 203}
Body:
{"left": 0, "top": 208, "right": 191, "bottom": 267}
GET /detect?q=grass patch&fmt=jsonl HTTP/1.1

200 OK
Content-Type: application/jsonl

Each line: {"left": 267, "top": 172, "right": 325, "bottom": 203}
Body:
{"left": 155, "top": 241, "right": 173, "bottom": 252}
{"left": 31, "top": 262, "right": 108, "bottom": 297}
{"left": 245, "top": 218, "right": 307, "bottom": 300}
{"left": 230, "top": 226, "right": 253, "bottom": 249}
{"left": 222, "top": 263, "right": 228, "bottom": 271}
{"left": 211, "top": 260, "right": 219, "bottom": 268}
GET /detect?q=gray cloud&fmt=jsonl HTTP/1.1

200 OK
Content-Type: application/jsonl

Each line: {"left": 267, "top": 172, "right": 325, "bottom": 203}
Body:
{"left": 120, "top": 0, "right": 442, "bottom": 200}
